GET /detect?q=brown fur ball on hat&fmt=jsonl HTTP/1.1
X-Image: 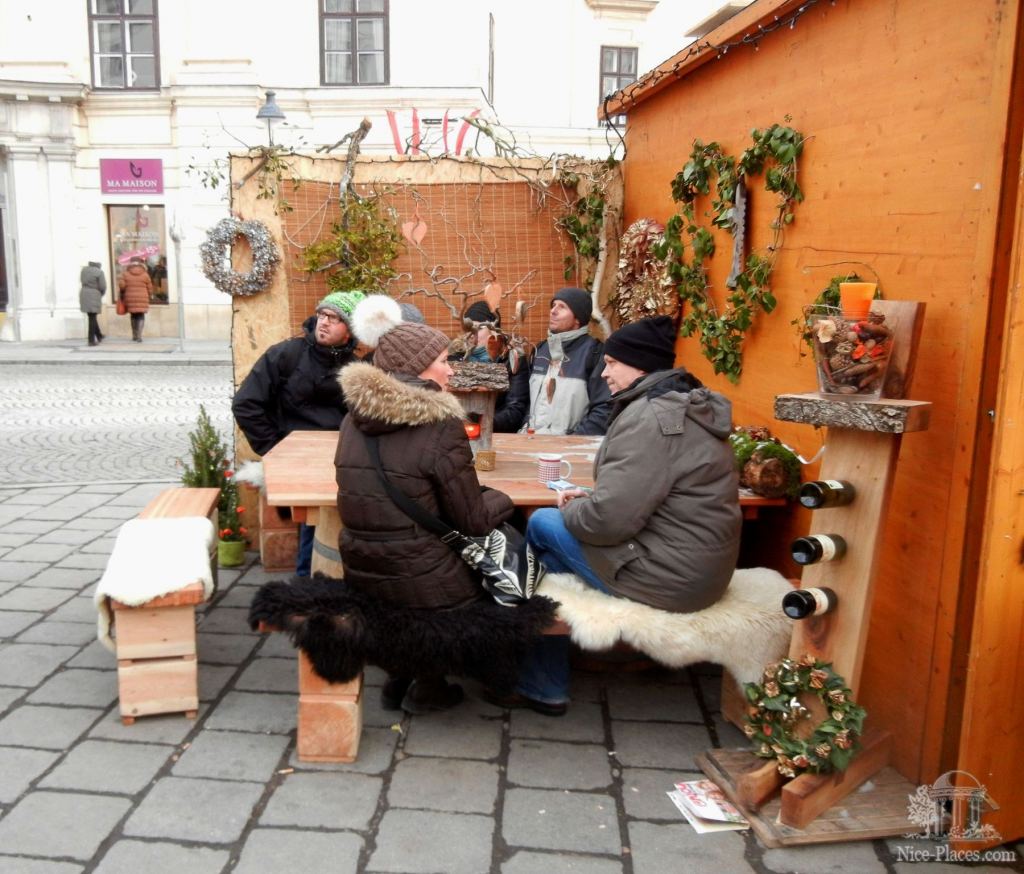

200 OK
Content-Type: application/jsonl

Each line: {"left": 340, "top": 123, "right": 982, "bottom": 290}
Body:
{"left": 604, "top": 316, "right": 677, "bottom": 374}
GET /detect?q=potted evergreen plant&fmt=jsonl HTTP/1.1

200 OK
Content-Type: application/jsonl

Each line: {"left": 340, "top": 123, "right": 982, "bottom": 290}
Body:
{"left": 180, "top": 405, "right": 249, "bottom": 567}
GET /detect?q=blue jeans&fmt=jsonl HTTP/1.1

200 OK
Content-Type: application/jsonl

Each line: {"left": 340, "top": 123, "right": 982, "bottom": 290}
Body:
{"left": 520, "top": 509, "right": 611, "bottom": 704}
{"left": 296, "top": 523, "right": 314, "bottom": 577}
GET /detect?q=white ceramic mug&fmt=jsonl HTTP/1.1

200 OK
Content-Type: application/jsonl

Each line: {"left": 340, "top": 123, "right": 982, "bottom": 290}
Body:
{"left": 537, "top": 453, "right": 572, "bottom": 484}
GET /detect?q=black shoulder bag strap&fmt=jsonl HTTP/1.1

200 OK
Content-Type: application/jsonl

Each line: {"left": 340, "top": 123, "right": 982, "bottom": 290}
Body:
{"left": 362, "top": 433, "right": 472, "bottom": 552}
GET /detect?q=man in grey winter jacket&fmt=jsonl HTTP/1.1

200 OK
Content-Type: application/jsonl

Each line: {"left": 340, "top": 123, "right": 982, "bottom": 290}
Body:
{"left": 486, "top": 315, "right": 741, "bottom": 716}
{"left": 523, "top": 287, "right": 611, "bottom": 435}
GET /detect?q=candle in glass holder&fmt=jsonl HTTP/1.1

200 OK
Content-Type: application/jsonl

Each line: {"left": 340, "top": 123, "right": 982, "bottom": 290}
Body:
{"left": 464, "top": 422, "right": 481, "bottom": 440}
{"left": 838, "top": 282, "right": 877, "bottom": 319}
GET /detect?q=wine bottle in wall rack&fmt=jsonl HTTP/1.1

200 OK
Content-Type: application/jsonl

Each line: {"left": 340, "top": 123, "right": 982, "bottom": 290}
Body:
{"left": 790, "top": 533, "right": 847, "bottom": 565}
{"left": 782, "top": 587, "right": 837, "bottom": 620}
{"left": 799, "top": 480, "right": 856, "bottom": 509}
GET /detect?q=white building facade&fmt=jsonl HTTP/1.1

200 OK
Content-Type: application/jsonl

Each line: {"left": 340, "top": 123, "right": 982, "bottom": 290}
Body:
{"left": 0, "top": 0, "right": 729, "bottom": 342}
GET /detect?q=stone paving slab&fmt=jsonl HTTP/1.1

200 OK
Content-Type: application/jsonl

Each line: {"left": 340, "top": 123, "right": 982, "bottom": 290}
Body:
{"left": 606, "top": 682, "right": 705, "bottom": 722}
{"left": 0, "top": 610, "right": 42, "bottom": 637}
{"left": 509, "top": 701, "right": 606, "bottom": 743}
{"left": 21, "top": 567, "right": 101, "bottom": 588}
{"left": 610, "top": 720, "right": 710, "bottom": 770}
{"left": 0, "top": 790, "right": 132, "bottom": 860}
{"left": 234, "top": 656, "right": 296, "bottom": 692}
{"left": 93, "top": 840, "right": 230, "bottom": 874}
{"left": 388, "top": 756, "right": 499, "bottom": 814}
{"left": 0, "top": 704, "right": 103, "bottom": 749}
{"left": 402, "top": 701, "right": 504, "bottom": 759}
{"left": 260, "top": 771, "right": 382, "bottom": 829}
{"left": 503, "top": 787, "right": 621, "bottom": 854}
{"left": 198, "top": 663, "right": 237, "bottom": 701}
{"left": 0, "top": 745, "right": 61, "bottom": 802}
{"left": 0, "top": 857, "right": 84, "bottom": 874}
{"left": 198, "top": 631, "right": 261, "bottom": 664}
{"left": 123, "top": 775, "right": 265, "bottom": 843}
{"left": 17, "top": 620, "right": 99, "bottom": 646}
{"left": 763, "top": 840, "right": 887, "bottom": 873}
{"left": 204, "top": 691, "right": 297, "bottom": 735}
{"left": 503, "top": 850, "right": 624, "bottom": 873}
{"left": 621, "top": 767, "right": 697, "bottom": 819}
{"left": 0, "top": 642, "right": 80, "bottom": 687}
{"left": 628, "top": 820, "right": 753, "bottom": 874}
{"left": 0, "top": 586, "right": 75, "bottom": 611}
{"left": 39, "top": 738, "right": 170, "bottom": 794}
{"left": 234, "top": 828, "right": 364, "bottom": 874}
{"left": 0, "top": 561, "right": 48, "bottom": 582}
{"left": 368, "top": 808, "right": 495, "bottom": 874}
{"left": 48, "top": 594, "right": 102, "bottom": 623}
{"left": 28, "top": 667, "right": 118, "bottom": 707}
{"left": 172, "top": 729, "right": 290, "bottom": 782}
{"left": 507, "top": 738, "right": 614, "bottom": 791}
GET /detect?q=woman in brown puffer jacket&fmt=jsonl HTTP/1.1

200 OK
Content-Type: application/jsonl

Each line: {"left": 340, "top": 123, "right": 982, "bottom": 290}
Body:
{"left": 335, "top": 296, "right": 514, "bottom": 715}
{"left": 118, "top": 258, "right": 152, "bottom": 342}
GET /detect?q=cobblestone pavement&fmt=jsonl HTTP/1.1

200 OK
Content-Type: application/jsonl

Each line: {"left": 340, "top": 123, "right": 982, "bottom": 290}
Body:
{"left": 1, "top": 364, "right": 233, "bottom": 486}
{"left": 0, "top": 484, "right": 1021, "bottom": 873}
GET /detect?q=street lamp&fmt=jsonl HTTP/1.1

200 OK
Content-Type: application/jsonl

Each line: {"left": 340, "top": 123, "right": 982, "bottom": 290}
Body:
{"left": 256, "top": 90, "right": 286, "bottom": 147}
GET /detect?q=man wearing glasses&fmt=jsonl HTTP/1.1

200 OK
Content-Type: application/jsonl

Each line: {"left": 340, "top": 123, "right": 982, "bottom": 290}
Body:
{"left": 233, "top": 291, "right": 366, "bottom": 576}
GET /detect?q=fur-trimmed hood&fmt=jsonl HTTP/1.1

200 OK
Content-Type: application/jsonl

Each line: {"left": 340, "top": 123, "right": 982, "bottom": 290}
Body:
{"left": 339, "top": 361, "right": 465, "bottom": 435}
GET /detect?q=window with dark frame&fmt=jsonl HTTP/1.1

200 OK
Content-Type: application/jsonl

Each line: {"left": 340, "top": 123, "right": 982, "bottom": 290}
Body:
{"left": 600, "top": 45, "right": 637, "bottom": 127}
{"left": 320, "top": 0, "right": 389, "bottom": 86}
{"left": 88, "top": 0, "right": 159, "bottom": 90}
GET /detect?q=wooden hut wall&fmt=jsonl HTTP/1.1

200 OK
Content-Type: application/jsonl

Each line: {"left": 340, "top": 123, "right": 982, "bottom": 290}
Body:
{"left": 617, "top": 0, "right": 1021, "bottom": 782}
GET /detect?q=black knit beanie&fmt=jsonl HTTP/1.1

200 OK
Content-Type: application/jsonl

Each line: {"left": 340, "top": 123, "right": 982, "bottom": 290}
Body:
{"left": 465, "top": 301, "right": 500, "bottom": 326}
{"left": 551, "top": 287, "right": 592, "bottom": 327}
{"left": 604, "top": 316, "right": 677, "bottom": 373}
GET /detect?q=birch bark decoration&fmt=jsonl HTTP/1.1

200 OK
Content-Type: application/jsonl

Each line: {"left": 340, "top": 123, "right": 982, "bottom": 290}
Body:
{"left": 611, "top": 218, "right": 678, "bottom": 325}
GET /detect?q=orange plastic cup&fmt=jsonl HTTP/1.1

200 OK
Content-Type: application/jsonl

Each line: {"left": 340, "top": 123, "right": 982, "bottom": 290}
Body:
{"left": 838, "top": 282, "right": 877, "bottom": 319}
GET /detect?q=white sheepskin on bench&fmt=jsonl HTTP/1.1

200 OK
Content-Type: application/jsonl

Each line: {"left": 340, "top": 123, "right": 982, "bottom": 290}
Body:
{"left": 94, "top": 516, "right": 216, "bottom": 652}
{"left": 537, "top": 567, "right": 793, "bottom": 685}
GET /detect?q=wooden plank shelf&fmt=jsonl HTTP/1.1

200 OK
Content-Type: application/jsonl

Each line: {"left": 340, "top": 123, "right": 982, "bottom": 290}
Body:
{"left": 774, "top": 394, "right": 931, "bottom": 433}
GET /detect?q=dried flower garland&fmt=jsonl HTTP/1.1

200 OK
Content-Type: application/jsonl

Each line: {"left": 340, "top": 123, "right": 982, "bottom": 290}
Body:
{"left": 200, "top": 218, "right": 280, "bottom": 296}
{"left": 744, "top": 655, "right": 866, "bottom": 777}
{"left": 610, "top": 218, "right": 678, "bottom": 325}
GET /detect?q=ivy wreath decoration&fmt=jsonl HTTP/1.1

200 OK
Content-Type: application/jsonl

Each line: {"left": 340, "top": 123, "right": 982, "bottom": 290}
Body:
{"left": 655, "top": 123, "right": 805, "bottom": 383}
{"left": 200, "top": 217, "right": 280, "bottom": 296}
{"left": 743, "top": 654, "right": 866, "bottom": 777}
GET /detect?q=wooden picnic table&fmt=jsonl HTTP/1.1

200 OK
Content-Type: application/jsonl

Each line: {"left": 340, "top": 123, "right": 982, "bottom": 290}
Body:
{"left": 262, "top": 431, "right": 784, "bottom": 575}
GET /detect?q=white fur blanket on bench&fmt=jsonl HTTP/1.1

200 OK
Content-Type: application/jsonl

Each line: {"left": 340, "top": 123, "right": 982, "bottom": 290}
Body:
{"left": 536, "top": 567, "right": 793, "bottom": 685}
{"left": 94, "top": 516, "right": 216, "bottom": 652}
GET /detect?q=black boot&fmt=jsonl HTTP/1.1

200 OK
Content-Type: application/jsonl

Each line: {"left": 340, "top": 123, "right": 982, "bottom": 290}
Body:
{"left": 380, "top": 676, "right": 413, "bottom": 711}
{"left": 400, "top": 678, "right": 464, "bottom": 715}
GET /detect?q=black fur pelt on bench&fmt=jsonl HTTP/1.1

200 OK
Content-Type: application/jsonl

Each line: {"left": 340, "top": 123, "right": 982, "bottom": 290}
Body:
{"left": 248, "top": 574, "right": 559, "bottom": 693}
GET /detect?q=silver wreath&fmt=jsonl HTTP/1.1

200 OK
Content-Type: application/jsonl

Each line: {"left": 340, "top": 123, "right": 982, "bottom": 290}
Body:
{"left": 199, "top": 217, "right": 280, "bottom": 296}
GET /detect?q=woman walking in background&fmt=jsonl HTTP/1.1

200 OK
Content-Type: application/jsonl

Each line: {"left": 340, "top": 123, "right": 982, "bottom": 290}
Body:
{"left": 118, "top": 256, "right": 152, "bottom": 342}
{"left": 79, "top": 260, "right": 106, "bottom": 346}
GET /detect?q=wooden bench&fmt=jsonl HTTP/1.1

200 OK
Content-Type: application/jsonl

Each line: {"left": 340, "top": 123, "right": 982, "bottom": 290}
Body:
{"left": 111, "top": 487, "right": 219, "bottom": 725}
{"left": 257, "top": 617, "right": 568, "bottom": 763}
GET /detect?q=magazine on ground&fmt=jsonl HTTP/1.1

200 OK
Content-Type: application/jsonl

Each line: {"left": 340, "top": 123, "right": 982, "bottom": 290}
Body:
{"left": 667, "top": 779, "right": 749, "bottom": 834}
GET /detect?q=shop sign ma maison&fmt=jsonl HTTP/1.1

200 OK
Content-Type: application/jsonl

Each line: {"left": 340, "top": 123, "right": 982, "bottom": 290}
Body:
{"left": 100, "top": 159, "right": 164, "bottom": 194}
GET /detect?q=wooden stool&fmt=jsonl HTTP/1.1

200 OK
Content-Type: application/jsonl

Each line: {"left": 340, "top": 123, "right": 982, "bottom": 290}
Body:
{"left": 112, "top": 581, "right": 205, "bottom": 724}
{"left": 297, "top": 650, "right": 362, "bottom": 762}
{"left": 104, "top": 487, "right": 219, "bottom": 725}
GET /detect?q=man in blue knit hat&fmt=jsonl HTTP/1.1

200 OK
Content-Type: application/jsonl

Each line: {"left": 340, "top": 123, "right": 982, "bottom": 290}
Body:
{"left": 233, "top": 290, "right": 366, "bottom": 575}
{"left": 523, "top": 287, "right": 611, "bottom": 435}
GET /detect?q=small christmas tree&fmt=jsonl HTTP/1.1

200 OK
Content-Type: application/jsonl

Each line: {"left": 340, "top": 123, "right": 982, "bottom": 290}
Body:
{"left": 180, "top": 405, "right": 247, "bottom": 543}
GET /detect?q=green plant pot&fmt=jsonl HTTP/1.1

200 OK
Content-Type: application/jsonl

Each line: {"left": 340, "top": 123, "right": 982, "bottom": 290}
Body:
{"left": 217, "top": 539, "right": 246, "bottom": 568}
